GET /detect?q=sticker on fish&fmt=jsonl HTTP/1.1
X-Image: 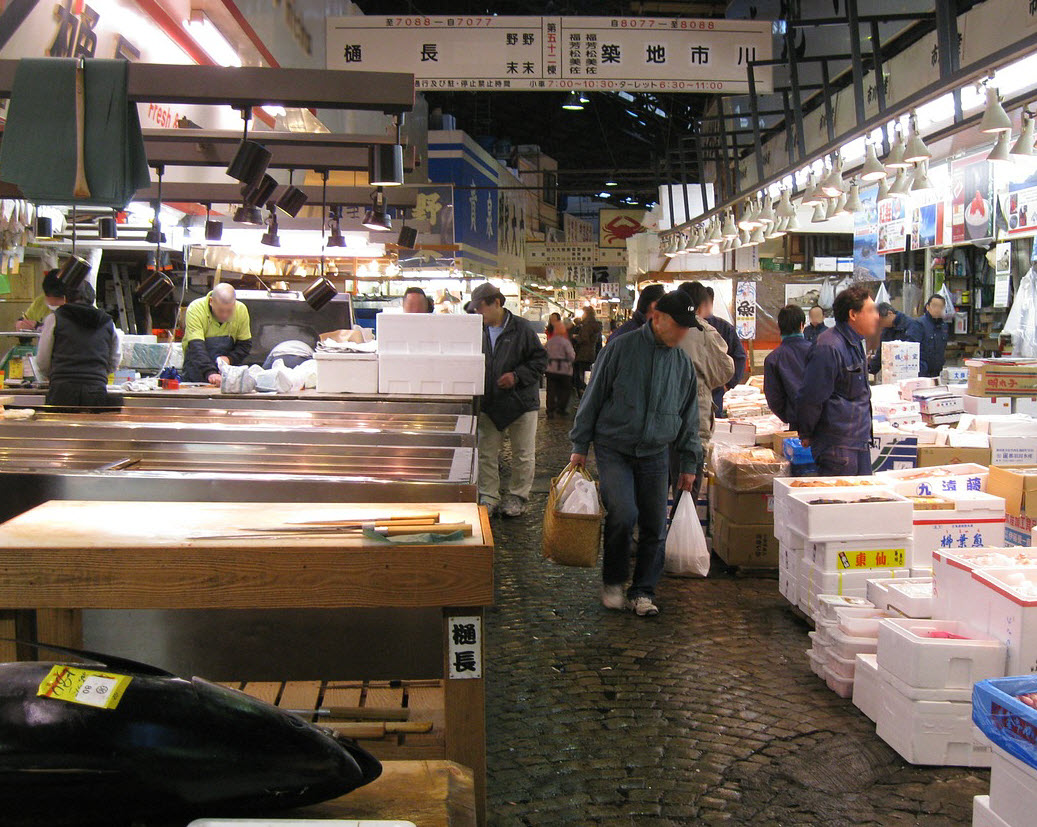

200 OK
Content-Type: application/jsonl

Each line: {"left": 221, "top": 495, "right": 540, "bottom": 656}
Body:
{"left": 37, "top": 665, "right": 132, "bottom": 710}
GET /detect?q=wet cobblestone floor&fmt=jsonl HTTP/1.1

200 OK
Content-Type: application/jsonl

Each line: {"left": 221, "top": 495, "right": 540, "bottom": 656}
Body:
{"left": 484, "top": 409, "right": 988, "bottom": 826}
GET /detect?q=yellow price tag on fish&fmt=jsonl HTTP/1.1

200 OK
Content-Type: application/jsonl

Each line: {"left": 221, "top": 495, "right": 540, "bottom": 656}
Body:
{"left": 37, "top": 665, "right": 132, "bottom": 710}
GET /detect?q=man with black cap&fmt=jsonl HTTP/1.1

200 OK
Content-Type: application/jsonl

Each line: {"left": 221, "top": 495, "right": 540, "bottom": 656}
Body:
{"left": 570, "top": 291, "right": 703, "bottom": 618}
{"left": 468, "top": 282, "right": 547, "bottom": 518}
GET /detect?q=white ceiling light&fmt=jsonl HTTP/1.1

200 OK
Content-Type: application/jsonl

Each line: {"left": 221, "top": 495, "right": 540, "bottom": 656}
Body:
{"left": 988, "top": 130, "right": 1013, "bottom": 165}
{"left": 721, "top": 211, "right": 738, "bottom": 239}
{"left": 903, "top": 115, "right": 932, "bottom": 163}
{"left": 980, "top": 85, "right": 1013, "bottom": 133}
{"left": 877, "top": 176, "right": 893, "bottom": 203}
{"left": 885, "top": 132, "right": 911, "bottom": 169}
{"left": 1012, "top": 111, "right": 1036, "bottom": 157}
{"left": 860, "top": 143, "right": 887, "bottom": 181}
{"left": 811, "top": 203, "right": 827, "bottom": 224}
{"left": 890, "top": 168, "right": 912, "bottom": 196}
{"left": 749, "top": 225, "right": 766, "bottom": 245}
{"left": 758, "top": 196, "right": 777, "bottom": 229}
{"left": 820, "top": 157, "right": 845, "bottom": 197}
{"left": 184, "top": 13, "right": 242, "bottom": 67}
{"left": 802, "top": 173, "right": 824, "bottom": 207}
{"left": 844, "top": 181, "right": 863, "bottom": 213}
{"left": 910, "top": 162, "right": 933, "bottom": 191}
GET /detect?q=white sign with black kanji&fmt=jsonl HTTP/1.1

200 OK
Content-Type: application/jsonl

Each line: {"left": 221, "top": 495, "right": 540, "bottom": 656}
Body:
{"left": 447, "top": 615, "right": 483, "bottom": 680}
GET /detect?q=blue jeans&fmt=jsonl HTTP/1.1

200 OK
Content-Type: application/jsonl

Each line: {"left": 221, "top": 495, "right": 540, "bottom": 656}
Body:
{"left": 812, "top": 444, "right": 873, "bottom": 476}
{"left": 595, "top": 445, "right": 670, "bottom": 600}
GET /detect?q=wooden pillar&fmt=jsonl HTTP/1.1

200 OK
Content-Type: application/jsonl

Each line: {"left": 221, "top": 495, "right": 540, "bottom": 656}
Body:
{"left": 443, "top": 607, "right": 486, "bottom": 826}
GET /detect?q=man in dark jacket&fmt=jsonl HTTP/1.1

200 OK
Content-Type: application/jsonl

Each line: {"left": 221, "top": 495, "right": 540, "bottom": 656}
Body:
{"left": 469, "top": 282, "right": 547, "bottom": 518}
{"left": 868, "top": 302, "right": 914, "bottom": 374}
{"left": 570, "top": 291, "right": 702, "bottom": 618}
{"left": 572, "top": 306, "right": 603, "bottom": 393}
{"left": 763, "top": 304, "right": 813, "bottom": 429}
{"left": 36, "top": 281, "right": 122, "bottom": 411}
{"left": 804, "top": 305, "right": 827, "bottom": 343}
{"left": 703, "top": 286, "right": 746, "bottom": 416}
{"left": 796, "top": 286, "right": 879, "bottom": 476}
{"left": 907, "top": 294, "right": 949, "bottom": 378}
{"left": 608, "top": 283, "right": 665, "bottom": 343}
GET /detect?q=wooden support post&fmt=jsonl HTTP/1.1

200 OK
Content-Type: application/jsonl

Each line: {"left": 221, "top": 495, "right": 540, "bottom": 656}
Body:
{"left": 443, "top": 607, "right": 486, "bottom": 826}
{"left": 34, "top": 609, "right": 83, "bottom": 652}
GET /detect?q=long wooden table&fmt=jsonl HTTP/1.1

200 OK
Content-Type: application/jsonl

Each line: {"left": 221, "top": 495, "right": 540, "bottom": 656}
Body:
{"left": 0, "top": 501, "right": 493, "bottom": 824}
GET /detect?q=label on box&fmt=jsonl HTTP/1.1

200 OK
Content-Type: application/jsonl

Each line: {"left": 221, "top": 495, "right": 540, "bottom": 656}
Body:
{"left": 836, "top": 548, "right": 907, "bottom": 570}
{"left": 921, "top": 520, "right": 1004, "bottom": 551}
{"left": 1006, "top": 514, "right": 1037, "bottom": 547}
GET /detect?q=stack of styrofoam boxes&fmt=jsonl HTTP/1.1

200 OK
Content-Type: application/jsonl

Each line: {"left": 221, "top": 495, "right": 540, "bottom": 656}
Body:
{"left": 914, "top": 385, "right": 965, "bottom": 427}
{"left": 805, "top": 595, "right": 876, "bottom": 685}
{"left": 873, "top": 398, "right": 923, "bottom": 428}
{"left": 775, "top": 475, "right": 895, "bottom": 614}
{"left": 973, "top": 676, "right": 1037, "bottom": 827}
{"left": 812, "top": 604, "right": 891, "bottom": 699}
{"left": 376, "top": 312, "right": 485, "bottom": 396}
{"left": 787, "top": 487, "right": 914, "bottom": 621}
{"left": 880, "top": 341, "right": 920, "bottom": 386}
{"left": 871, "top": 617, "right": 1005, "bottom": 766}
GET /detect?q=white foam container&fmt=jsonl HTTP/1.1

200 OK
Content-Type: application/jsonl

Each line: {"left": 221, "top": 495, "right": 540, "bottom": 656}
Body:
{"left": 803, "top": 564, "right": 910, "bottom": 620}
{"left": 817, "top": 594, "right": 875, "bottom": 623}
{"left": 314, "top": 352, "right": 378, "bottom": 394}
{"left": 878, "top": 463, "right": 989, "bottom": 496}
{"left": 885, "top": 580, "right": 934, "bottom": 618}
{"left": 376, "top": 311, "right": 483, "bottom": 355}
{"left": 875, "top": 663, "right": 972, "bottom": 702}
{"left": 973, "top": 795, "right": 1015, "bottom": 827}
{"left": 867, "top": 576, "right": 932, "bottom": 610}
{"left": 853, "top": 653, "right": 881, "bottom": 721}
{"left": 772, "top": 477, "right": 892, "bottom": 545}
{"left": 806, "top": 647, "right": 826, "bottom": 679}
{"left": 826, "top": 648, "right": 857, "bottom": 680}
{"left": 931, "top": 548, "right": 1037, "bottom": 625}
{"left": 875, "top": 678, "right": 993, "bottom": 767}
{"left": 905, "top": 491, "right": 1007, "bottom": 568}
{"left": 836, "top": 606, "right": 894, "bottom": 638}
{"left": 989, "top": 744, "right": 1037, "bottom": 827}
{"left": 779, "top": 542, "right": 800, "bottom": 606}
{"left": 377, "top": 354, "right": 485, "bottom": 396}
{"left": 786, "top": 489, "right": 913, "bottom": 542}
{"left": 805, "top": 536, "right": 912, "bottom": 573}
{"left": 828, "top": 626, "right": 879, "bottom": 660}
{"left": 823, "top": 664, "right": 854, "bottom": 699}
{"left": 876, "top": 618, "right": 1006, "bottom": 690}
{"left": 973, "top": 567, "right": 1037, "bottom": 675}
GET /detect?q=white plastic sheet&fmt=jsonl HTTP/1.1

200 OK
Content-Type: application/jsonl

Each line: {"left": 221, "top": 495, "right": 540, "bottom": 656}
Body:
{"left": 1005, "top": 268, "right": 1037, "bottom": 357}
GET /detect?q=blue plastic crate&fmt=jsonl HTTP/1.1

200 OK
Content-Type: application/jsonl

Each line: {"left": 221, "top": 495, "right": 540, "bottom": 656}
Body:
{"left": 973, "top": 676, "right": 1037, "bottom": 770}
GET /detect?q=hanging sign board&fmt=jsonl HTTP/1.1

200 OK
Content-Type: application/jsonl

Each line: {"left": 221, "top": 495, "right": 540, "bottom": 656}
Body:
{"left": 327, "top": 16, "right": 772, "bottom": 94}
{"left": 735, "top": 281, "right": 756, "bottom": 340}
{"left": 952, "top": 152, "right": 995, "bottom": 245}
{"left": 853, "top": 184, "right": 885, "bottom": 281}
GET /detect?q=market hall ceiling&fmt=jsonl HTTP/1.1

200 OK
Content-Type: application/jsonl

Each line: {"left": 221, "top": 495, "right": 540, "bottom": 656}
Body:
{"left": 356, "top": 0, "right": 730, "bottom": 205}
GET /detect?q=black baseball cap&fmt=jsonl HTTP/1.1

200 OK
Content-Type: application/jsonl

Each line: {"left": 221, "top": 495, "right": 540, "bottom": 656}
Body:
{"left": 655, "top": 291, "right": 700, "bottom": 329}
{"left": 465, "top": 282, "right": 505, "bottom": 313}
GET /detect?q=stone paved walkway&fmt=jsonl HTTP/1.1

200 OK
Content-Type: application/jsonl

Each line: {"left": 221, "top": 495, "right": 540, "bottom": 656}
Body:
{"left": 484, "top": 410, "right": 987, "bottom": 826}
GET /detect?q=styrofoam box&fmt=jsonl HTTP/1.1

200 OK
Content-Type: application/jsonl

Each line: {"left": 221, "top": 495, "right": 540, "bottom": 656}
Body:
{"left": 912, "top": 566, "right": 934, "bottom": 577}
{"left": 314, "top": 352, "right": 378, "bottom": 394}
{"left": 1016, "top": 397, "right": 1037, "bottom": 417}
{"left": 973, "top": 567, "right": 1037, "bottom": 675}
{"left": 906, "top": 492, "right": 1007, "bottom": 569}
{"left": 806, "top": 536, "right": 911, "bottom": 573}
{"left": 876, "top": 618, "right": 1006, "bottom": 689}
{"left": 817, "top": 594, "right": 875, "bottom": 623}
{"left": 867, "top": 576, "right": 933, "bottom": 611}
{"left": 875, "top": 679, "right": 993, "bottom": 767}
{"left": 836, "top": 606, "right": 895, "bottom": 638}
{"left": 804, "top": 565, "right": 909, "bottom": 619}
{"left": 932, "top": 548, "right": 1037, "bottom": 625}
{"left": 823, "top": 665, "right": 854, "bottom": 699}
{"left": 965, "top": 395, "right": 1014, "bottom": 416}
{"left": 807, "top": 647, "right": 826, "bottom": 679}
{"left": 779, "top": 543, "right": 800, "bottom": 606}
{"left": 989, "top": 744, "right": 1037, "bottom": 827}
{"left": 377, "top": 354, "right": 485, "bottom": 396}
{"left": 828, "top": 626, "right": 879, "bottom": 660}
{"left": 879, "top": 463, "right": 989, "bottom": 496}
{"left": 877, "top": 662, "right": 972, "bottom": 702}
{"left": 772, "top": 477, "right": 893, "bottom": 546}
{"left": 376, "top": 312, "right": 483, "bottom": 355}
{"left": 826, "top": 648, "right": 858, "bottom": 680}
{"left": 786, "top": 489, "right": 913, "bottom": 542}
{"left": 885, "top": 580, "right": 934, "bottom": 618}
{"left": 973, "top": 795, "right": 1014, "bottom": 827}
{"left": 853, "top": 653, "right": 881, "bottom": 721}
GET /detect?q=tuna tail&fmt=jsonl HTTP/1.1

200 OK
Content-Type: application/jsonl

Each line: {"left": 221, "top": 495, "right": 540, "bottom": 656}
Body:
{"left": 0, "top": 638, "right": 176, "bottom": 677}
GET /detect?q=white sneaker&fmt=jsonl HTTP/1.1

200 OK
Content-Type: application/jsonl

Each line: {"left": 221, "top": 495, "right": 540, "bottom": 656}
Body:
{"left": 601, "top": 584, "right": 625, "bottom": 610}
{"left": 628, "top": 596, "right": 660, "bottom": 617}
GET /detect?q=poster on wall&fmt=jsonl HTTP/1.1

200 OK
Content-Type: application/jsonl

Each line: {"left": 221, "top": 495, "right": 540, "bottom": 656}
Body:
{"left": 910, "top": 189, "right": 949, "bottom": 250}
{"left": 994, "top": 240, "right": 1012, "bottom": 308}
{"left": 599, "top": 209, "right": 646, "bottom": 248}
{"left": 735, "top": 281, "right": 756, "bottom": 340}
{"left": 853, "top": 184, "right": 885, "bottom": 281}
{"left": 877, "top": 196, "right": 907, "bottom": 256}
{"left": 785, "top": 283, "right": 823, "bottom": 309}
{"left": 1005, "top": 166, "right": 1037, "bottom": 237}
{"left": 952, "top": 152, "right": 995, "bottom": 244}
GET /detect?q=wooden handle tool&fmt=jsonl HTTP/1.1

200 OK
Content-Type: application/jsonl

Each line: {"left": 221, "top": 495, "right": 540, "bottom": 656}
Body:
{"left": 73, "top": 62, "right": 91, "bottom": 199}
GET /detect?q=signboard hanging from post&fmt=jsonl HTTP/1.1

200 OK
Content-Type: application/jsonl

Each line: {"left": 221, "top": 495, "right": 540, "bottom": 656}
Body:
{"left": 327, "top": 16, "right": 772, "bottom": 94}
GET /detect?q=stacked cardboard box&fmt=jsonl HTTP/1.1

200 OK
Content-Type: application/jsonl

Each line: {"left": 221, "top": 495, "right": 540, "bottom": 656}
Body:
{"left": 986, "top": 466, "right": 1037, "bottom": 547}
{"left": 967, "top": 359, "right": 1037, "bottom": 398}
{"left": 709, "top": 446, "right": 786, "bottom": 567}
{"left": 880, "top": 341, "right": 920, "bottom": 385}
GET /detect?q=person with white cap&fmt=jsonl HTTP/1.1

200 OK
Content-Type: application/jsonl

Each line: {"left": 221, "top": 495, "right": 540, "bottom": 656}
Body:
{"left": 569, "top": 291, "right": 703, "bottom": 618}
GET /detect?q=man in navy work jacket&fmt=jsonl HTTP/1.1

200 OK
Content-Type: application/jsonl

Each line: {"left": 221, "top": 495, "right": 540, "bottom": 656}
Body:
{"left": 796, "top": 285, "right": 879, "bottom": 476}
{"left": 907, "top": 294, "right": 949, "bottom": 378}
{"left": 763, "top": 304, "right": 813, "bottom": 430}
{"left": 804, "top": 305, "right": 827, "bottom": 344}
{"left": 703, "top": 286, "right": 746, "bottom": 416}
{"left": 570, "top": 291, "right": 703, "bottom": 619}
{"left": 868, "top": 302, "right": 915, "bottom": 374}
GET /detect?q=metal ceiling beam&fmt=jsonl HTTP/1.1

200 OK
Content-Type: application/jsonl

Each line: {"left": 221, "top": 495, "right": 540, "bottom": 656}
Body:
{"left": 0, "top": 61, "right": 415, "bottom": 113}
{"left": 134, "top": 182, "right": 418, "bottom": 208}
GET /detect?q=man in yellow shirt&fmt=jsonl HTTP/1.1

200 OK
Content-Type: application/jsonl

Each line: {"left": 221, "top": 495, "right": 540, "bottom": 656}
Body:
{"left": 14, "top": 270, "right": 64, "bottom": 330}
{"left": 182, "top": 283, "right": 252, "bottom": 387}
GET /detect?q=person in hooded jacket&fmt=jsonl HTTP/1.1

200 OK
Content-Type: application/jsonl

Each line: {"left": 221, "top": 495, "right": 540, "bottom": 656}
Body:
{"left": 468, "top": 283, "right": 548, "bottom": 517}
{"left": 36, "top": 280, "right": 122, "bottom": 411}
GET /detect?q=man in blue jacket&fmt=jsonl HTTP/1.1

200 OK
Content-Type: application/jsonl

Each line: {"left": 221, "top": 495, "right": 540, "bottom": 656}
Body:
{"left": 703, "top": 286, "right": 746, "bottom": 416}
{"left": 608, "top": 283, "right": 665, "bottom": 344}
{"left": 907, "top": 294, "right": 949, "bottom": 378}
{"left": 868, "top": 302, "right": 915, "bottom": 374}
{"left": 763, "top": 304, "right": 813, "bottom": 430}
{"left": 570, "top": 291, "right": 703, "bottom": 618}
{"left": 804, "top": 305, "right": 827, "bottom": 344}
{"left": 796, "top": 285, "right": 879, "bottom": 476}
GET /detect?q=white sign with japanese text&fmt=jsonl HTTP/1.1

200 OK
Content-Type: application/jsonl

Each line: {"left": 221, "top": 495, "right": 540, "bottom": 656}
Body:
{"left": 447, "top": 615, "right": 483, "bottom": 680}
{"left": 327, "top": 16, "right": 772, "bottom": 94}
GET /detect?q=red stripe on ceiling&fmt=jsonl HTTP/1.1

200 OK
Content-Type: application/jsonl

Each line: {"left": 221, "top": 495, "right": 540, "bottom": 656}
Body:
{"left": 218, "top": 0, "right": 280, "bottom": 68}
{"left": 133, "top": 0, "right": 214, "bottom": 67}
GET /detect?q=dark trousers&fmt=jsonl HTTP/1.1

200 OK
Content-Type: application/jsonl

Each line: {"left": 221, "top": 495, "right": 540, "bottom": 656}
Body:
{"left": 545, "top": 373, "right": 572, "bottom": 414}
{"left": 573, "top": 361, "right": 592, "bottom": 392}
{"left": 46, "top": 381, "right": 123, "bottom": 413}
{"left": 811, "top": 444, "right": 873, "bottom": 476}
{"left": 596, "top": 444, "right": 669, "bottom": 599}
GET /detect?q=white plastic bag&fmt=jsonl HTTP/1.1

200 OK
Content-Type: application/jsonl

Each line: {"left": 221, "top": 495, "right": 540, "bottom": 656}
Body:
{"left": 558, "top": 478, "right": 600, "bottom": 515}
{"left": 1005, "top": 268, "right": 1037, "bottom": 357}
{"left": 220, "top": 363, "right": 256, "bottom": 394}
{"left": 553, "top": 464, "right": 583, "bottom": 504}
{"left": 874, "top": 282, "right": 890, "bottom": 306}
{"left": 664, "top": 494, "right": 710, "bottom": 578}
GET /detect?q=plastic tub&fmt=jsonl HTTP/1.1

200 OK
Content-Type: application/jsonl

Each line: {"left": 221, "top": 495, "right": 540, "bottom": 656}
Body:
{"left": 823, "top": 665, "right": 854, "bottom": 699}
{"left": 835, "top": 606, "right": 895, "bottom": 638}
{"left": 828, "top": 626, "right": 879, "bottom": 660}
{"left": 826, "top": 649, "right": 857, "bottom": 681}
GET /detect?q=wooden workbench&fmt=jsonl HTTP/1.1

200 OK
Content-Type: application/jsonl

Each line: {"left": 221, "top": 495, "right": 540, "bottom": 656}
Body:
{"left": 0, "top": 501, "right": 493, "bottom": 824}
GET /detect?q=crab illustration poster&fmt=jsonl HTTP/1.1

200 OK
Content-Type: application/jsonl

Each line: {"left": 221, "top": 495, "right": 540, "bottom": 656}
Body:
{"left": 735, "top": 281, "right": 756, "bottom": 340}
{"left": 598, "top": 209, "right": 646, "bottom": 248}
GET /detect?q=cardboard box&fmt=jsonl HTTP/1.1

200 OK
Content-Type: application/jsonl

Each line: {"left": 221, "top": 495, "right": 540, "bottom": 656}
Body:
{"left": 915, "top": 387, "right": 965, "bottom": 415}
{"left": 710, "top": 483, "right": 774, "bottom": 525}
{"left": 871, "top": 433, "right": 919, "bottom": 472}
{"left": 990, "top": 436, "right": 1037, "bottom": 467}
{"left": 918, "top": 446, "right": 992, "bottom": 467}
{"left": 965, "top": 395, "right": 1013, "bottom": 416}
{"left": 881, "top": 341, "right": 920, "bottom": 384}
{"left": 1006, "top": 514, "right": 1037, "bottom": 547}
{"left": 985, "top": 466, "right": 1037, "bottom": 518}
{"left": 1015, "top": 396, "right": 1037, "bottom": 416}
{"left": 942, "top": 366, "right": 969, "bottom": 384}
{"left": 967, "top": 359, "right": 1037, "bottom": 397}
{"left": 710, "top": 511, "right": 778, "bottom": 567}
{"left": 771, "top": 430, "right": 798, "bottom": 456}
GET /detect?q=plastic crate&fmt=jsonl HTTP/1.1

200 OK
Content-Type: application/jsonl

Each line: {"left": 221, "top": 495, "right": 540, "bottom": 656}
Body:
{"left": 973, "top": 675, "right": 1037, "bottom": 771}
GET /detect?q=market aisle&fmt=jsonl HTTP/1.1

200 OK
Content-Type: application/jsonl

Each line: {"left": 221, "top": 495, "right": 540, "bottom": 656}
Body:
{"left": 484, "top": 411, "right": 987, "bottom": 826}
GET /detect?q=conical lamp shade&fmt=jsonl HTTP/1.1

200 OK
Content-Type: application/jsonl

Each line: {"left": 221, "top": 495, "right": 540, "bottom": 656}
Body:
{"left": 721, "top": 212, "right": 738, "bottom": 238}
{"left": 738, "top": 228, "right": 751, "bottom": 245}
{"left": 860, "top": 144, "right": 887, "bottom": 181}
{"left": 891, "top": 168, "right": 911, "bottom": 196}
{"left": 811, "top": 203, "right": 827, "bottom": 223}
{"left": 785, "top": 211, "right": 801, "bottom": 231}
{"left": 708, "top": 221, "right": 723, "bottom": 243}
{"left": 759, "top": 196, "right": 776, "bottom": 228}
{"left": 885, "top": 134, "right": 910, "bottom": 169}
{"left": 731, "top": 231, "right": 742, "bottom": 249}
{"left": 844, "top": 182, "right": 863, "bottom": 213}
{"left": 988, "top": 131, "right": 1012, "bottom": 164}
{"left": 904, "top": 127, "right": 931, "bottom": 164}
{"left": 767, "top": 216, "right": 787, "bottom": 239}
{"left": 821, "top": 162, "right": 845, "bottom": 197}
{"left": 911, "top": 162, "right": 933, "bottom": 191}
{"left": 1012, "top": 114, "right": 1035, "bottom": 157}
{"left": 834, "top": 194, "right": 849, "bottom": 217}
{"left": 750, "top": 226, "right": 766, "bottom": 245}
{"left": 877, "top": 177, "right": 893, "bottom": 203}
{"left": 777, "top": 190, "right": 796, "bottom": 219}
{"left": 980, "top": 87, "right": 1013, "bottom": 133}
{"left": 802, "top": 175, "right": 823, "bottom": 207}
{"left": 825, "top": 197, "right": 839, "bottom": 220}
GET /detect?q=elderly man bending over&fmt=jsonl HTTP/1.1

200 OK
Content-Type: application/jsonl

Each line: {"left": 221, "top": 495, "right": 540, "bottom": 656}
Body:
{"left": 182, "top": 283, "right": 252, "bottom": 386}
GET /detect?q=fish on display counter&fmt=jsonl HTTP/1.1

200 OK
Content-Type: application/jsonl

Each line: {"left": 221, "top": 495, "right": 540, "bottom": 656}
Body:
{"left": 0, "top": 645, "right": 381, "bottom": 824}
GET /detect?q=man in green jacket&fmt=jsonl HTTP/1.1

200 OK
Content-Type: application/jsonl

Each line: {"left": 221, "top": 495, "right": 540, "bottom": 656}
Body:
{"left": 570, "top": 291, "right": 703, "bottom": 617}
{"left": 182, "top": 284, "right": 252, "bottom": 386}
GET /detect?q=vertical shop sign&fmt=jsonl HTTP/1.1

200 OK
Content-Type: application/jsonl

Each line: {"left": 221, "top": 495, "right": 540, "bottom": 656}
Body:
{"left": 853, "top": 184, "right": 885, "bottom": 281}
{"left": 447, "top": 616, "right": 483, "bottom": 679}
{"left": 735, "top": 281, "right": 756, "bottom": 340}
